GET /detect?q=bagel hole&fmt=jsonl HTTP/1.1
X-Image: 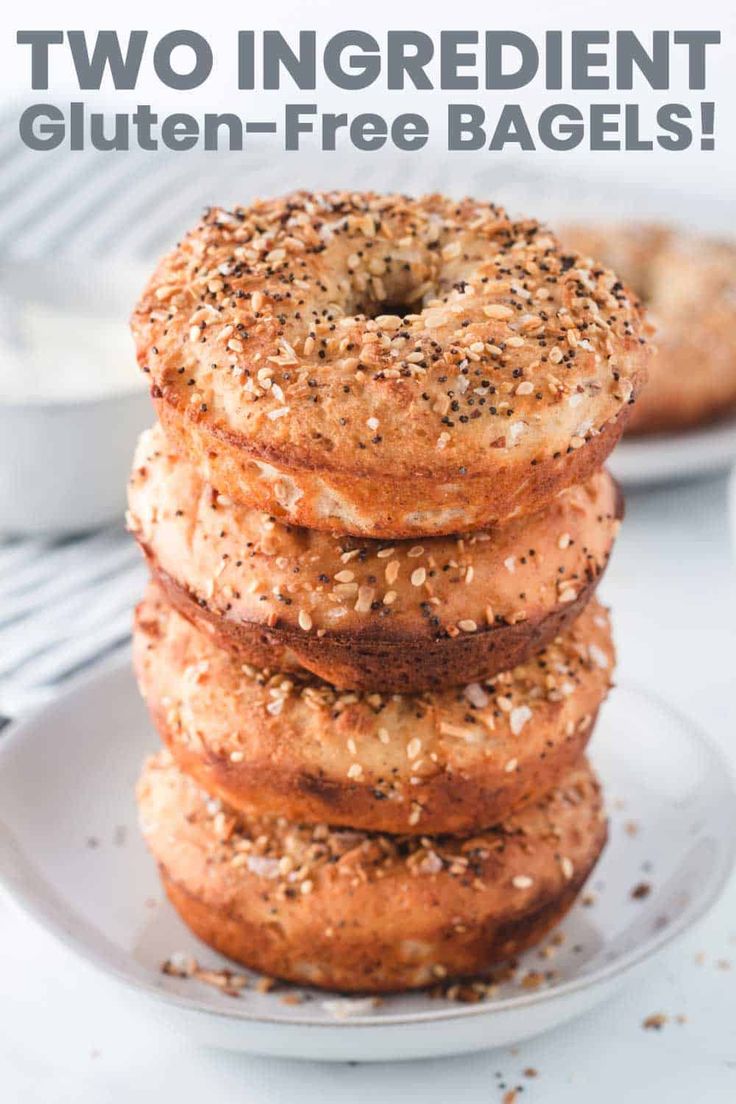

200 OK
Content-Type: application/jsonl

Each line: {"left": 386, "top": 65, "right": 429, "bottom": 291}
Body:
{"left": 351, "top": 265, "right": 434, "bottom": 320}
{"left": 356, "top": 296, "right": 426, "bottom": 322}
{"left": 378, "top": 298, "right": 424, "bottom": 319}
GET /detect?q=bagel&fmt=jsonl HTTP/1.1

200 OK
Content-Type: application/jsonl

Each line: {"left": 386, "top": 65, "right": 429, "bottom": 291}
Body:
{"left": 131, "top": 191, "right": 649, "bottom": 538}
{"left": 138, "top": 752, "right": 606, "bottom": 993}
{"left": 133, "top": 585, "right": 614, "bottom": 835}
{"left": 561, "top": 223, "right": 736, "bottom": 436}
{"left": 128, "top": 423, "right": 621, "bottom": 693}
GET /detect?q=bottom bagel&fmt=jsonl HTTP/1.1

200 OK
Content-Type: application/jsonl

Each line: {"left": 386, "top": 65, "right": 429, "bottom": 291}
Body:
{"left": 138, "top": 752, "right": 607, "bottom": 993}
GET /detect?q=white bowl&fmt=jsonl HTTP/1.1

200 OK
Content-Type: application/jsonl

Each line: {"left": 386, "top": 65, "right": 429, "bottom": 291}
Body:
{"left": 0, "top": 665, "right": 732, "bottom": 1062}
{"left": 0, "top": 389, "right": 150, "bottom": 535}
{"left": 0, "top": 258, "right": 150, "bottom": 535}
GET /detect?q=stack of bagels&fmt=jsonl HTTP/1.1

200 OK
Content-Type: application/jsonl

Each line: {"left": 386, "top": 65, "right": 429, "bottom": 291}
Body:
{"left": 128, "top": 192, "right": 650, "bottom": 993}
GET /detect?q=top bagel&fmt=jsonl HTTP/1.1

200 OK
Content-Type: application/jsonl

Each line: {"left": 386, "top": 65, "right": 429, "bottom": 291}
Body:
{"left": 132, "top": 191, "right": 650, "bottom": 538}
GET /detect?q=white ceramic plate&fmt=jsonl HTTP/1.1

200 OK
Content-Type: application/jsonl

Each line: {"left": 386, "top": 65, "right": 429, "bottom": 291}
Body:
{"left": 608, "top": 418, "right": 736, "bottom": 487}
{"left": 0, "top": 663, "right": 733, "bottom": 1062}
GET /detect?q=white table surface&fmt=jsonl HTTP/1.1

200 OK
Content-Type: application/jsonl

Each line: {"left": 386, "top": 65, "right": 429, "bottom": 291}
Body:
{"left": 1, "top": 473, "right": 735, "bottom": 1103}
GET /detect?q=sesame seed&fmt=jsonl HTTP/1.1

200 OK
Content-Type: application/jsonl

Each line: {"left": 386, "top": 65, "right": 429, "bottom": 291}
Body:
{"left": 512, "top": 875, "right": 534, "bottom": 889}
{"left": 406, "top": 738, "right": 422, "bottom": 760}
{"left": 354, "top": 586, "right": 375, "bottom": 613}
{"left": 484, "top": 304, "right": 514, "bottom": 320}
{"left": 411, "top": 567, "right": 427, "bottom": 587}
{"left": 439, "top": 721, "right": 476, "bottom": 739}
{"left": 298, "top": 610, "right": 313, "bottom": 631}
{"left": 384, "top": 560, "right": 400, "bottom": 585}
{"left": 589, "top": 643, "right": 610, "bottom": 669}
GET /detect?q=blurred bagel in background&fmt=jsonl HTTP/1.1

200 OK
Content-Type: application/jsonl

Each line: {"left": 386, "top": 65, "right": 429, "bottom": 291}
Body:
{"left": 562, "top": 223, "right": 736, "bottom": 436}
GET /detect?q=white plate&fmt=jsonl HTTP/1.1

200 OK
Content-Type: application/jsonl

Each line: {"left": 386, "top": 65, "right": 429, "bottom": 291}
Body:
{"left": 608, "top": 418, "right": 736, "bottom": 487}
{"left": 0, "top": 663, "right": 733, "bottom": 1063}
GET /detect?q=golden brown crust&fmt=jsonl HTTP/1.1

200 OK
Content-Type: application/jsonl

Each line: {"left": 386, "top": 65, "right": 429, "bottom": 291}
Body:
{"left": 139, "top": 753, "right": 607, "bottom": 992}
{"left": 132, "top": 191, "right": 649, "bottom": 537}
{"left": 562, "top": 223, "right": 736, "bottom": 436}
{"left": 128, "top": 423, "right": 622, "bottom": 692}
{"left": 133, "top": 585, "right": 614, "bottom": 835}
